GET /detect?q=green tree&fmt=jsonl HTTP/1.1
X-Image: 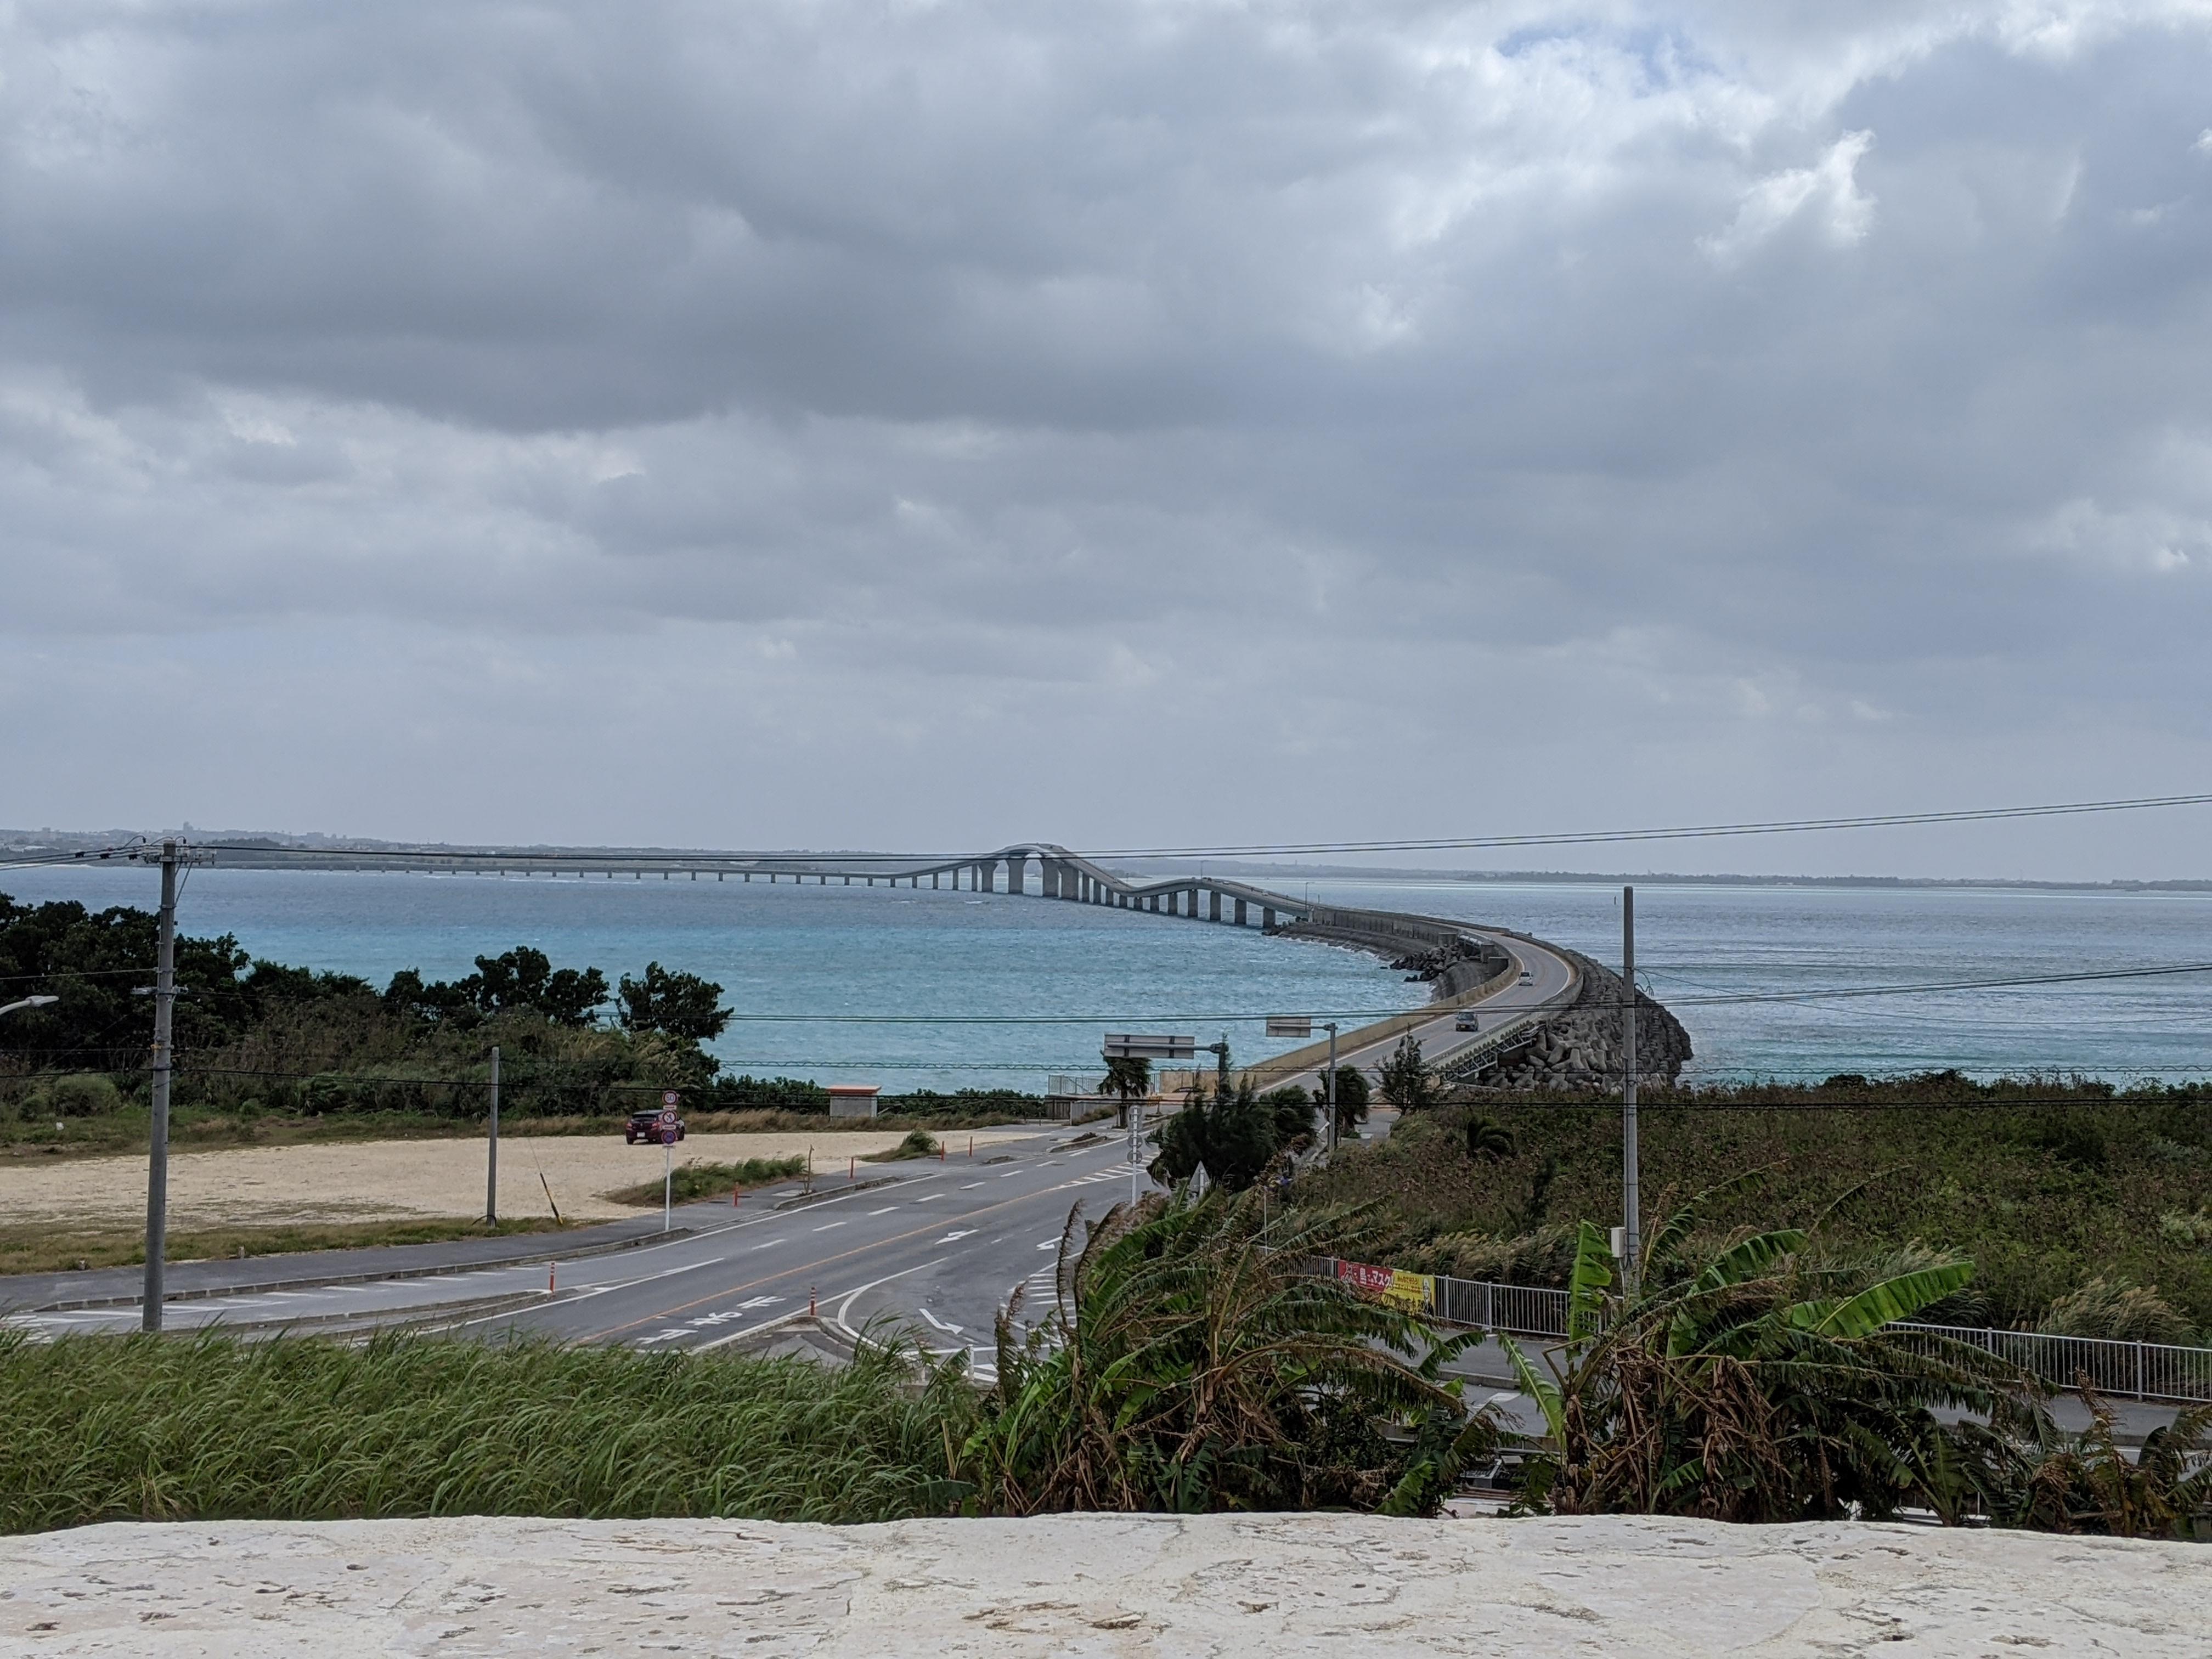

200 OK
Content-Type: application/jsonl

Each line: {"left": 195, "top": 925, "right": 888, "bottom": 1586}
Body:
{"left": 1260, "top": 1085, "right": 1316, "bottom": 1153}
{"left": 1151, "top": 1080, "right": 1285, "bottom": 1192}
{"left": 470, "top": 947, "right": 610, "bottom": 1026}
{"left": 1328, "top": 1065, "right": 1370, "bottom": 1141}
{"left": 617, "top": 962, "right": 731, "bottom": 1041}
{"left": 1098, "top": 1056, "right": 1152, "bottom": 1129}
{"left": 1376, "top": 1035, "right": 1441, "bottom": 1112}
{"left": 381, "top": 947, "right": 608, "bottom": 1028}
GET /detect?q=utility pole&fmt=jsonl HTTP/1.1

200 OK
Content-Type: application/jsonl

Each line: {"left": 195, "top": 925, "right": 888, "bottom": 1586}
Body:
{"left": 142, "top": 840, "right": 178, "bottom": 1333}
{"left": 1621, "top": 885, "right": 1639, "bottom": 1293}
{"left": 1323, "top": 1022, "right": 1339, "bottom": 1153}
{"left": 485, "top": 1046, "right": 500, "bottom": 1224}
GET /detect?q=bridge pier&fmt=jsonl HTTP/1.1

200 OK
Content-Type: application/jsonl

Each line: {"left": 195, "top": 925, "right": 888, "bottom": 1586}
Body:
{"left": 1262, "top": 906, "right": 1276, "bottom": 929}
{"left": 1209, "top": 889, "right": 1221, "bottom": 921}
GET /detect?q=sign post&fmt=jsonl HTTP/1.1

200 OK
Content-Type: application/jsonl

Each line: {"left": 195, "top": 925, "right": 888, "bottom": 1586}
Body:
{"left": 1266, "top": 1014, "right": 1339, "bottom": 1153}
{"left": 659, "top": 1092, "right": 681, "bottom": 1234}
{"left": 1102, "top": 1034, "right": 1194, "bottom": 1205}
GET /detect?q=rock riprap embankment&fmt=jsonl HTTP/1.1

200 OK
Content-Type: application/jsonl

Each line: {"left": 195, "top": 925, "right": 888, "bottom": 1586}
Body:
{"left": 1463, "top": 949, "right": 1694, "bottom": 1092}
{"left": 3, "top": 1513, "right": 2206, "bottom": 1656}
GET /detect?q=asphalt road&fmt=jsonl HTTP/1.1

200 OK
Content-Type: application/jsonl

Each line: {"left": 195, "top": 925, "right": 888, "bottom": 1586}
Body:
{"left": 1272, "top": 928, "right": 1579, "bottom": 1091}
{"left": 6, "top": 1124, "right": 1149, "bottom": 1379}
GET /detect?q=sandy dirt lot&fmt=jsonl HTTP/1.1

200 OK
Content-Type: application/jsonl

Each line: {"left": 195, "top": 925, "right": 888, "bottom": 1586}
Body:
{"left": 0, "top": 1128, "right": 1034, "bottom": 1229}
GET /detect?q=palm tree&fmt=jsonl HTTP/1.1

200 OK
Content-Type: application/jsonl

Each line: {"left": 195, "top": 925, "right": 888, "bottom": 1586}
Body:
{"left": 1098, "top": 1056, "right": 1151, "bottom": 1129}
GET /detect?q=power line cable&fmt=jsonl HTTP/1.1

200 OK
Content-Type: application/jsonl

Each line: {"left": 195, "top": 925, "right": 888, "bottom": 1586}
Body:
{"left": 16, "top": 788, "right": 2212, "bottom": 871}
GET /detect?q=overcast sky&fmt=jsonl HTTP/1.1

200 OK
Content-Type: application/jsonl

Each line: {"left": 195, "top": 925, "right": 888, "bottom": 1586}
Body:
{"left": 4, "top": 1, "right": 2210, "bottom": 877}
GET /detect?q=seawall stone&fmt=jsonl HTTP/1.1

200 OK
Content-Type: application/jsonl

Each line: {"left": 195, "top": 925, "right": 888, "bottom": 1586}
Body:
{"left": 2, "top": 1512, "right": 2205, "bottom": 1655}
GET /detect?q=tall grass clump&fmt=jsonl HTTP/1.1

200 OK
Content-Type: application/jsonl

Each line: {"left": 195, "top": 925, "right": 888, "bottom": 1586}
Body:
{"left": 0, "top": 1330, "right": 977, "bottom": 1533}
{"left": 961, "top": 1186, "right": 1500, "bottom": 1516}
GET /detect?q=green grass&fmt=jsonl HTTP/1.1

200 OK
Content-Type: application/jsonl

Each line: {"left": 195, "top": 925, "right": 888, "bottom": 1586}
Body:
{"left": 1299, "top": 1077, "right": 2212, "bottom": 1335}
{"left": 1, "top": 1107, "right": 1029, "bottom": 1164}
{"left": 0, "top": 1331, "right": 977, "bottom": 1532}
{"left": 863, "top": 1130, "right": 941, "bottom": 1163}
{"left": 601, "top": 1156, "right": 809, "bottom": 1206}
{"left": 0, "top": 1217, "right": 567, "bottom": 1279}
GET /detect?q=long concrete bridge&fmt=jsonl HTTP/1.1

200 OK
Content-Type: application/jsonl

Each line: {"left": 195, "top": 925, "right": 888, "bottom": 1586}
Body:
{"left": 155, "top": 833, "right": 1681, "bottom": 1088}
{"left": 193, "top": 840, "right": 1320, "bottom": 933}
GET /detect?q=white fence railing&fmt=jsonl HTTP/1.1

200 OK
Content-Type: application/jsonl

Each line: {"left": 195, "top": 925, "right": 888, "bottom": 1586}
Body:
{"left": 1314, "top": 1259, "right": 2212, "bottom": 1406}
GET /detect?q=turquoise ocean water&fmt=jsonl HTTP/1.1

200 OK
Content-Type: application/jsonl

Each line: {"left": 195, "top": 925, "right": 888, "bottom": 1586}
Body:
{"left": 2, "top": 866, "right": 2205, "bottom": 1089}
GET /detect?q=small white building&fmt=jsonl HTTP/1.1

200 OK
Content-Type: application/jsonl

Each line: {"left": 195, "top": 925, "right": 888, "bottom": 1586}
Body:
{"left": 827, "top": 1084, "right": 882, "bottom": 1120}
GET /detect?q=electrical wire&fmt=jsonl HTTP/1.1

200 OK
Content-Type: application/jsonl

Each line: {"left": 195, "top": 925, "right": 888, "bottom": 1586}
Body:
{"left": 14, "top": 787, "right": 2212, "bottom": 871}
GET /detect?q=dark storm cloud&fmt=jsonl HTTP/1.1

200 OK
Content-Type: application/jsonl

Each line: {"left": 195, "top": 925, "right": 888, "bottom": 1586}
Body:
{"left": 2, "top": 1, "right": 2210, "bottom": 872}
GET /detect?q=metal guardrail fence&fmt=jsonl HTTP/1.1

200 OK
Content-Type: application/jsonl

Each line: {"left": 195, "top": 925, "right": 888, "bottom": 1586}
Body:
{"left": 1316, "top": 1259, "right": 2212, "bottom": 1406}
{"left": 1888, "top": 1323, "right": 2212, "bottom": 1406}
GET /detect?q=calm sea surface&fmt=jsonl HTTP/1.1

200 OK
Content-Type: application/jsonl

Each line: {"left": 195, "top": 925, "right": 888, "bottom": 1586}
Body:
{"left": 3, "top": 866, "right": 2205, "bottom": 1088}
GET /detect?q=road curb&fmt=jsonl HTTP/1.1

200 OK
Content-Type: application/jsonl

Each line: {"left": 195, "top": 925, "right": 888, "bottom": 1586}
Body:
{"left": 16, "top": 1226, "right": 698, "bottom": 1315}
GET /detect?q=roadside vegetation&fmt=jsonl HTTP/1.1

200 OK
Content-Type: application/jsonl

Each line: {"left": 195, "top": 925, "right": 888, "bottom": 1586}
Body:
{"left": 0, "top": 891, "right": 1040, "bottom": 1163}
{"left": 969, "top": 1186, "right": 1497, "bottom": 1515}
{"left": 0, "top": 1216, "right": 566, "bottom": 1279}
{"left": 1296, "top": 1074, "right": 2212, "bottom": 1339}
{"left": 0, "top": 1330, "right": 976, "bottom": 1533}
{"left": 0, "top": 1189, "right": 1500, "bottom": 1532}
{"left": 3, "top": 1184, "right": 2204, "bottom": 1538}
{"left": 864, "top": 1130, "right": 942, "bottom": 1162}
{"left": 1495, "top": 1185, "right": 2211, "bottom": 1537}
{"left": 600, "top": 1155, "right": 809, "bottom": 1207}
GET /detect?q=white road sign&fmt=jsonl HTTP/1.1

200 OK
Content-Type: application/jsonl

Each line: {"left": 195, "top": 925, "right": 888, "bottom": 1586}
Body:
{"left": 1103, "top": 1032, "right": 1195, "bottom": 1060}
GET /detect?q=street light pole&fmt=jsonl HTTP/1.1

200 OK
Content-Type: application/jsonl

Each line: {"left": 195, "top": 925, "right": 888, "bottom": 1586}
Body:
{"left": 1324, "top": 1022, "right": 1339, "bottom": 1153}
{"left": 485, "top": 1046, "right": 500, "bottom": 1225}
{"left": 143, "top": 840, "right": 178, "bottom": 1333}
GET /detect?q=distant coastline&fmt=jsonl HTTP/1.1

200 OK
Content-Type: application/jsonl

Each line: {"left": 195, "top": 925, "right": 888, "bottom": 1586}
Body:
{"left": 4, "top": 826, "right": 2205, "bottom": 896}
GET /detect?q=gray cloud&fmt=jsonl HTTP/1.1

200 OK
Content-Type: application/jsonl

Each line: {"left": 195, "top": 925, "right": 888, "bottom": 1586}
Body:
{"left": 3, "top": 1, "right": 2210, "bottom": 874}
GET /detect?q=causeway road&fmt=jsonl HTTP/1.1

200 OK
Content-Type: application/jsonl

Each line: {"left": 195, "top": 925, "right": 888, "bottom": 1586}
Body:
{"left": 1267, "top": 928, "right": 1578, "bottom": 1093}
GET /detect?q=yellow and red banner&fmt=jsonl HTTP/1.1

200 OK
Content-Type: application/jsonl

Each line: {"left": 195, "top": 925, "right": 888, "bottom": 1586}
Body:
{"left": 1335, "top": 1259, "right": 1434, "bottom": 1314}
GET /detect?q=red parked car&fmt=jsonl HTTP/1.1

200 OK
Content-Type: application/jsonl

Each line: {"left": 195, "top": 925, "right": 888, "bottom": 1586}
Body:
{"left": 624, "top": 1108, "right": 686, "bottom": 1145}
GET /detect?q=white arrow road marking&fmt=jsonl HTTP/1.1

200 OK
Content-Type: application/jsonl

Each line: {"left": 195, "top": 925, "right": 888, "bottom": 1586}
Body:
{"left": 819, "top": 1258, "right": 949, "bottom": 1346}
{"left": 737, "top": 1295, "right": 783, "bottom": 1311}
{"left": 938, "top": 1229, "right": 977, "bottom": 1244}
{"left": 919, "top": 1308, "right": 963, "bottom": 1335}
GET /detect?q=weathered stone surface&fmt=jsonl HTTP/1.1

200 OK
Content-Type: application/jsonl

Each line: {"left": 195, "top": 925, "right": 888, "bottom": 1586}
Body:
{"left": 3, "top": 1513, "right": 2205, "bottom": 1656}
